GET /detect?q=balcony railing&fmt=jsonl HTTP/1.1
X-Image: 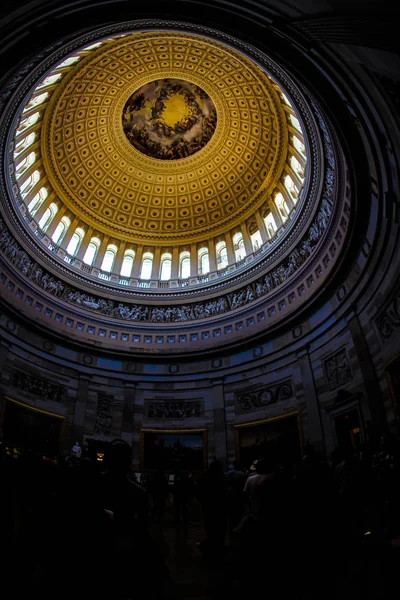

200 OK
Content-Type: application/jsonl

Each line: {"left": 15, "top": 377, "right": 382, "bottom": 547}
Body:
{"left": 98, "top": 271, "right": 111, "bottom": 281}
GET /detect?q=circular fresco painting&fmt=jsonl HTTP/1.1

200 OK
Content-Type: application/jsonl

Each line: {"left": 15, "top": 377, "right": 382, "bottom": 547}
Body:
{"left": 122, "top": 79, "right": 217, "bottom": 160}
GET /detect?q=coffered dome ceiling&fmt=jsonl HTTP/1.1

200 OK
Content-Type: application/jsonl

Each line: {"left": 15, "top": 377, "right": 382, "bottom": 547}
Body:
{"left": 41, "top": 31, "right": 286, "bottom": 243}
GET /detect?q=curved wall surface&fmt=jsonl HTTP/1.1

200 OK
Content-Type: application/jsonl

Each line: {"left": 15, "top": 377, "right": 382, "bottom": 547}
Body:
{"left": 0, "top": 0, "right": 399, "bottom": 467}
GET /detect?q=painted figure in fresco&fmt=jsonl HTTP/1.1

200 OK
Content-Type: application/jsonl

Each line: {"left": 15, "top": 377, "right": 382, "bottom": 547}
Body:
{"left": 122, "top": 78, "right": 217, "bottom": 160}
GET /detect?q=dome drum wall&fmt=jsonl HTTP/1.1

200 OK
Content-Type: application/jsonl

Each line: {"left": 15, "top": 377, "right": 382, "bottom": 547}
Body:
{"left": 0, "top": 157, "right": 348, "bottom": 354}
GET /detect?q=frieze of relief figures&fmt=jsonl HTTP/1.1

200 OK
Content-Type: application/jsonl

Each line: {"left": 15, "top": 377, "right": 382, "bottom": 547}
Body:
{"left": 313, "top": 105, "right": 336, "bottom": 171}
{"left": 236, "top": 380, "right": 293, "bottom": 413}
{"left": 146, "top": 401, "right": 203, "bottom": 419}
{"left": 0, "top": 219, "right": 64, "bottom": 297}
{"left": 12, "top": 368, "right": 66, "bottom": 402}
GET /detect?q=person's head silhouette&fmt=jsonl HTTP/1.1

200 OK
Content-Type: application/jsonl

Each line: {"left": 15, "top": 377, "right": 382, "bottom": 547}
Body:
{"left": 105, "top": 439, "right": 132, "bottom": 475}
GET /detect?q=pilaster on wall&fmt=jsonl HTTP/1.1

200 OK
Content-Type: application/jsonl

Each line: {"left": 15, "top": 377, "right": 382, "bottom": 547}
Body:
{"left": 224, "top": 388, "right": 237, "bottom": 468}
{"left": 346, "top": 310, "right": 388, "bottom": 433}
{"left": 110, "top": 386, "right": 124, "bottom": 440}
{"left": 132, "top": 384, "right": 144, "bottom": 470}
{"left": 122, "top": 381, "right": 135, "bottom": 449}
{"left": 72, "top": 373, "right": 90, "bottom": 446}
{"left": 211, "top": 378, "right": 228, "bottom": 468}
{"left": 296, "top": 347, "right": 325, "bottom": 454}
{"left": 0, "top": 336, "right": 10, "bottom": 374}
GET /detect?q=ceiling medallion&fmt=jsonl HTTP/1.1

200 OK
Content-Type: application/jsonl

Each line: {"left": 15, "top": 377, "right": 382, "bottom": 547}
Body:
{"left": 122, "top": 78, "right": 217, "bottom": 160}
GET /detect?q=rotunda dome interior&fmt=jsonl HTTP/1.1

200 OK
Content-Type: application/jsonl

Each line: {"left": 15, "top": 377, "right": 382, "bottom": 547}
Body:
{"left": 0, "top": 1, "right": 398, "bottom": 468}
{"left": 12, "top": 31, "right": 306, "bottom": 279}
{"left": 3, "top": 24, "right": 346, "bottom": 356}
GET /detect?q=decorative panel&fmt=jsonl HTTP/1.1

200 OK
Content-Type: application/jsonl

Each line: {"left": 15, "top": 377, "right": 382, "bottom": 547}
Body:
{"left": 323, "top": 348, "right": 352, "bottom": 391}
{"left": 236, "top": 380, "right": 293, "bottom": 413}
{"left": 146, "top": 400, "right": 203, "bottom": 418}
{"left": 94, "top": 392, "right": 114, "bottom": 437}
{"left": 12, "top": 369, "right": 66, "bottom": 403}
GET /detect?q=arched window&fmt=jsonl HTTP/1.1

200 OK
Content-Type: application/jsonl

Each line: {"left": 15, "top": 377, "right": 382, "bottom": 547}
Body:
{"left": 275, "top": 193, "right": 289, "bottom": 221}
{"left": 251, "top": 230, "right": 263, "bottom": 250}
{"left": 289, "top": 114, "right": 301, "bottom": 132}
{"left": 18, "top": 111, "right": 40, "bottom": 132}
{"left": 38, "top": 202, "right": 58, "bottom": 231}
{"left": 20, "top": 169, "right": 40, "bottom": 197}
{"left": 27, "top": 186, "right": 47, "bottom": 215}
{"left": 57, "top": 56, "right": 80, "bottom": 68}
{"left": 16, "top": 151, "right": 36, "bottom": 177}
{"left": 284, "top": 175, "right": 299, "bottom": 201}
{"left": 51, "top": 216, "right": 70, "bottom": 245}
{"left": 264, "top": 212, "right": 277, "bottom": 238}
{"left": 66, "top": 227, "right": 85, "bottom": 256}
{"left": 248, "top": 221, "right": 262, "bottom": 251}
{"left": 179, "top": 251, "right": 190, "bottom": 279}
{"left": 140, "top": 252, "right": 153, "bottom": 280}
{"left": 120, "top": 250, "right": 135, "bottom": 277}
{"left": 83, "top": 237, "right": 100, "bottom": 266}
{"left": 293, "top": 135, "right": 306, "bottom": 158}
{"left": 22, "top": 93, "right": 48, "bottom": 113}
{"left": 198, "top": 247, "right": 209, "bottom": 275}
{"left": 14, "top": 132, "right": 36, "bottom": 157}
{"left": 290, "top": 156, "right": 304, "bottom": 180}
{"left": 100, "top": 243, "right": 117, "bottom": 272}
{"left": 232, "top": 233, "right": 245, "bottom": 262}
{"left": 160, "top": 253, "right": 172, "bottom": 280}
{"left": 37, "top": 73, "right": 62, "bottom": 89}
{"left": 216, "top": 241, "right": 228, "bottom": 269}
{"left": 83, "top": 41, "right": 103, "bottom": 51}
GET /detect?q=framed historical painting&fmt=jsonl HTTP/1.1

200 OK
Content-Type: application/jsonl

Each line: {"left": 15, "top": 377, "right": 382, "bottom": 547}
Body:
{"left": 140, "top": 428, "right": 207, "bottom": 472}
{"left": 385, "top": 353, "right": 400, "bottom": 422}
{"left": 233, "top": 411, "right": 303, "bottom": 470}
{"left": 1, "top": 396, "right": 65, "bottom": 457}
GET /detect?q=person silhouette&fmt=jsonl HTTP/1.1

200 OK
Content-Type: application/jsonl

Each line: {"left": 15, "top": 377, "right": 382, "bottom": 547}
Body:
{"left": 101, "top": 439, "right": 171, "bottom": 598}
{"left": 71, "top": 441, "right": 82, "bottom": 458}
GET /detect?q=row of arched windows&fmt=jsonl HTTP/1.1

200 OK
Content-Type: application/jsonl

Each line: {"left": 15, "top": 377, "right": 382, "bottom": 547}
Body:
{"left": 15, "top": 165, "right": 303, "bottom": 280}
{"left": 17, "top": 185, "right": 299, "bottom": 280}
{"left": 45, "top": 223, "right": 246, "bottom": 279}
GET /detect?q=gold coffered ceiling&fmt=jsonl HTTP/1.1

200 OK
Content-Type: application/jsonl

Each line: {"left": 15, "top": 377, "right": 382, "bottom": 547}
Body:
{"left": 42, "top": 31, "right": 287, "bottom": 244}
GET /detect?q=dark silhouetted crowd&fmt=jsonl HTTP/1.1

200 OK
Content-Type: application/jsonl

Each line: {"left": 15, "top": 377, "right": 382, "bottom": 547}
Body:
{"left": 1, "top": 432, "right": 400, "bottom": 599}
